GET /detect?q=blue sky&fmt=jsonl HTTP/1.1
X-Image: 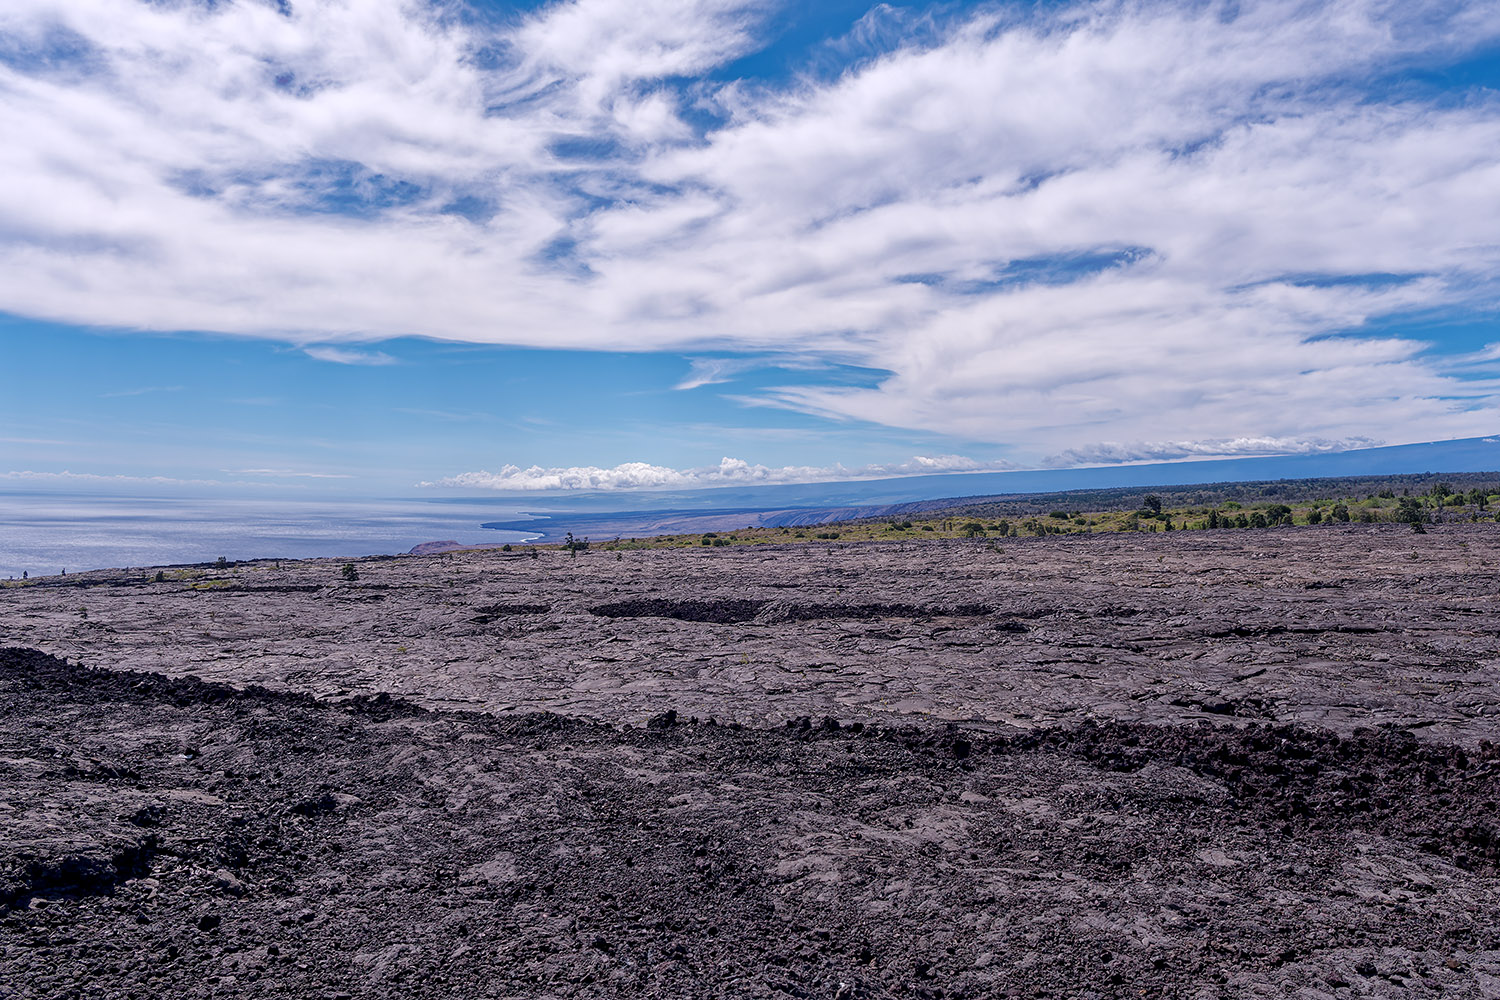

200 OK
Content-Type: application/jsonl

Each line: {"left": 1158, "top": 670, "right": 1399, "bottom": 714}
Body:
{"left": 2, "top": 0, "right": 1499, "bottom": 496}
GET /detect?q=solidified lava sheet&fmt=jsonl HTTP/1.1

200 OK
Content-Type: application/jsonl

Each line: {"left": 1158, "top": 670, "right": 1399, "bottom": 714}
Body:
{"left": 3, "top": 526, "right": 1500, "bottom": 997}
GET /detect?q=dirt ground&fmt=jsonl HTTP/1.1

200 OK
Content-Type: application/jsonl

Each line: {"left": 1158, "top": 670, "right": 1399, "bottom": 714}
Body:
{"left": 3, "top": 525, "right": 1500, "bottom": 997}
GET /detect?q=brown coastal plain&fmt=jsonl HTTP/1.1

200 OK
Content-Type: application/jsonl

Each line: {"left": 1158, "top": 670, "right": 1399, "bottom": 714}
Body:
{"left": 3, "top": 525, "right": 1500, "bottom": 997}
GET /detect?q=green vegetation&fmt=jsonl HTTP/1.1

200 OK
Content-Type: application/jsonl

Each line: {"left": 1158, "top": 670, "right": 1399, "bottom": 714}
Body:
{"left": 527, "top": 474, "right": 1497, "bottom": 552}
{"left": 487, "top": 471, "right": 1497, "bottom": 556}
{"left": 341, "top": 563, "right": 359, "bottom": 582}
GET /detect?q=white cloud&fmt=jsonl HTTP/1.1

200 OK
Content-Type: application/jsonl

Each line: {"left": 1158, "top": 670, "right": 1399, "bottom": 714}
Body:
{"left": 1, "top": 0, "right": 1499, "bottom": 463}
{"left": 1044, "top": 436, "right": 1382, "bottom": 468}
{"left": 302, "top": 346, "right": 397, "bottom": 365}
{"left": 424, "top": 453, "right": 1012, "bottom": 491}
{"left": 674, "top": 357, "right": 750, "bottom": 390}
{"left": 0, "top": 469, "right": 225, "bottom": 486}
{"left": 227, "top": 468, "right": 355, "bottom": 479}
{"left": 99, "top": 385, "right": 183, "bottom": 398}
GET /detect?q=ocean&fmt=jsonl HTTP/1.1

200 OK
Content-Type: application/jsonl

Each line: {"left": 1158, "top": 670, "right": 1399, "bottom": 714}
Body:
{"left": 0, "top": 493, "right": 542, "bottom": 580}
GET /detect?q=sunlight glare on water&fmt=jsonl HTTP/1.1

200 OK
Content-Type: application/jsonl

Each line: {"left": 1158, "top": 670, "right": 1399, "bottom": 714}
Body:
{"left": 0, "top": 493, "right": 540, "bottom": 579}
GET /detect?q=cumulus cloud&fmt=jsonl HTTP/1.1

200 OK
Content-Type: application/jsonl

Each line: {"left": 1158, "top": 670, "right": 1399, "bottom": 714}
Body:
{"left": 1, "top": 0, "right": 1499, "bottom": 463}
{"left": 424, "top": 454, "right": 1011, "bottom": 491}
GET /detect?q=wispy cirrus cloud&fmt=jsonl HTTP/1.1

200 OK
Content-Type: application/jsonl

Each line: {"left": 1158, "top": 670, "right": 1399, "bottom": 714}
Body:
{"left": 0, "top": 469, "right": 225, "bottom": 486}
{"left": 1043, "top": 436, "right": 1383, "bottom": 469}
{"left": 302, "top": 346, "right": 397, "bottom": 366}
{"left": 99, "top": 385, "right": 183, "bottom": 398}
{"left": 424, "top": 454, "right": 1010, "bottom": 491}
{"left": 0, "top": 0, "right": 1498, "bottom": 467}
{"left": 226, "top": 468, "right": 355, "bottom": 479}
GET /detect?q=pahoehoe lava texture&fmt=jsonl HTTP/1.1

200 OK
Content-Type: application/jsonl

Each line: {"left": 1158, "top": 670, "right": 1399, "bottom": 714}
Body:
{"left": 4, "top": 647, "right": 1500, "bottom": 998}
{"left": 8, "top": 526, "right": 1500, "bottom": 744}
{"left": 587, "top": 599, "right": 995, "bottom": 624}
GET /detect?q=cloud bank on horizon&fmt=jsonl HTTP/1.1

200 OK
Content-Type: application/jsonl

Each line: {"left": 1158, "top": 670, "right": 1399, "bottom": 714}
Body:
{"left": 427, "top": 454, "right": 1015, "bottom": 491}
{"left": 3, "top": 0, "right": 1500, "bottom": 479}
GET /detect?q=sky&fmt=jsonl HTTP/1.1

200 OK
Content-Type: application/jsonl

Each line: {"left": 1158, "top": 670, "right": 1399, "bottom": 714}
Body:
{"left": 2, "top": 0, "right": 1500, "bottom": 496}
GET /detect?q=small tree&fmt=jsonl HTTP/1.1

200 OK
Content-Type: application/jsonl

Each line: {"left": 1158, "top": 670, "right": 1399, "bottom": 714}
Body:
{"left": 341, "top": 563, "right": 359, "bottom": 581}
{"left": 1143, "top": 494, "right": 1163, "bottom": 515}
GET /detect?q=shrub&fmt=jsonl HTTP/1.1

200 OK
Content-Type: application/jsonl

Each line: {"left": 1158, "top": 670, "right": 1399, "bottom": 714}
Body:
{"left": 154, "top": 570, "right": 166, "bottom": 582}
{"left": 1395, "top": 497, "right": 1425, "bottom": 525}
{"left": 815, "top": 531, "right": 840, "bottom": 540}
{"left": 1143, "top": 494, "right": 1163, "bottom": 514}
{"left": 1306, "top": 508, "right": 1322, "bottom": 524}
{"left": 502, "top": 543, "right": 512, "bottom": 551}
{"left": 1330, "top": 504, "right": 1350, "bottom": 522}
{"left": 341, "top": 563, "right": 359, "bottom": 581}
{"left": 215, "top": 556, "right": 228, "bottom": 568}
{"left": 961, "top": 522, "right": 986, "bottom": 537}
{"left": 1048, "top": 510, "right": 1068, "bottom": 519}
